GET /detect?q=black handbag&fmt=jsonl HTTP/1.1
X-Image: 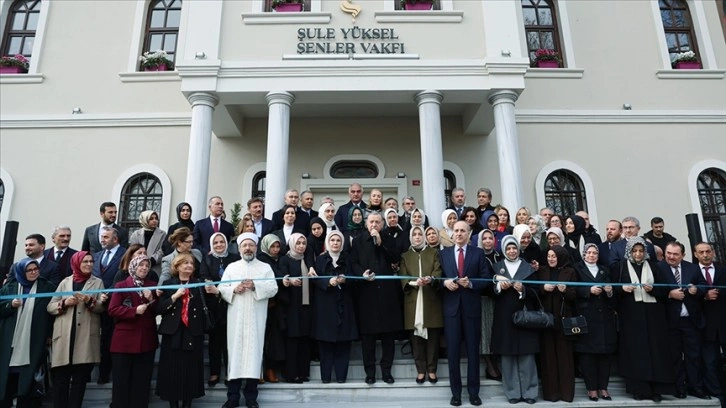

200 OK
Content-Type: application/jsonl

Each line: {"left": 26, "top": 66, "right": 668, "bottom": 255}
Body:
{"left": 561, "top": 297, "right": 588, "bottom": 336}
{"left": 198, "top": 286, "right": 215, "bottom": 332}
{"left": 512, "top": 289, "right": 554, "bottom": 329}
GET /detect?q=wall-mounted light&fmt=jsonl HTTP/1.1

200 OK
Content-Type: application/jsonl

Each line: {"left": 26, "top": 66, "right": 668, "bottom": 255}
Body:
{"left": 622, "top": 103, "right": 632, "bottom": 110}
{"left": 501, "top": 49, "right": 511, "bottom": 57}
{"left": 195, "top": 51, "right": 206, "bottom": 60}
{"left": 301, "top": 173, "right": 310, "bottom": 179}
{"left": 72, "top": 108, "right": 82, "bottom": 114}
{"left": 396, "top": 172, "right": 406, "bottom": 178}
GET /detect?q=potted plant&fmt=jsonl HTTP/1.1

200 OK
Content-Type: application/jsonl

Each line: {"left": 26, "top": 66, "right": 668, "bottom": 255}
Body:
{"left": 271, "top": 0, "right": 304, "bottom": 12}
{"left": 0, "top": 54, "right": 29, "bottom": 74}
{"left": 401, "top": 0, "right": 434, "bottom": 10}
{"left": 532, "top": 49, "right": 561, "bottom": 68}
{"left": 139, "top": 50, "right": 173, "bottom": 71}
{"left": 672, "top": 50, "right": 701, "bottom": 69}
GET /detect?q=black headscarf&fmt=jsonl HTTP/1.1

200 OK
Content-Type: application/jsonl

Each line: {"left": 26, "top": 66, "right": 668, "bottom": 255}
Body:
{"left": 175, "top": 202, "right": 195, "bottom": 230}
{"left": 307, "top": 217, "right": 327, "bottom": 257}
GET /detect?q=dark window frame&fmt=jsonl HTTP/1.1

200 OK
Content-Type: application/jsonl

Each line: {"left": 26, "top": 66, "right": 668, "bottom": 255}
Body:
{"left": 544, "top": 169, "right": 588, "bottom": 217}
{"left": 119, "top": 172, "right": 163, "bottom": 234}
{"left": 329, "top": 161, "right": 379, "bottom": 179}
{"left": 141, "top": 0, "right": 182, "bottom": 70}
{"left": 0, "top": 0, "right": 42, "bottom": 64}
{"left": 444, "top": 170, "right": 456, "bottom": 208}
{"left": 0, "top": 178, "right": 4, "bottom": 213}
{"left": 522, "top": 0, "right": 564, "bottom": 67}
{"left": 697, "top": 167, "right": 726, "bottom": 263}
{"left": 659, "top": 0, "right": 700, "bottom": 63}
{"left": 252, "top": 171, "right": 267, "bottom": 203}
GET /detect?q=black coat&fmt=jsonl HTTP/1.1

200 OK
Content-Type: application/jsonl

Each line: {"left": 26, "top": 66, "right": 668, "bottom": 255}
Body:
{"left": 199, "top": 252, "right": 241, "bottom": 325}
{"left": 257, "top": 252, "right": 286, "bottom": 361}
{"left": 350, "top": 230, "right": 403, "bottom": 334}
{"left": 278, "top": 255, "right": 313, "bottom": 337}
{"left": 702, "top": 264, "right": 726, "bottom": 342}
{"left": 156, "top": 277, "right": 205, "bottom": 337}
{"left": 573, "top": 262, "right": 617, "bottom": 354}
{"left": 312, "top": 253, "right": 359, "bottom": 342}
{"left": 490, "top": 261, "right": 539, "bottom": 356}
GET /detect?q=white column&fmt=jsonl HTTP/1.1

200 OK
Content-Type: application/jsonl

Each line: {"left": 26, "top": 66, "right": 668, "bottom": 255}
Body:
{"left": 264, "top": 91, "right": 295, "bottom": 219}
{"left": 488, "top": 90, "right": 523, "bottom": 212}
{"left": 415, "top": 90, "right": 446, "bottom": 228}
{"left": 184, "top": 92, "right": 219, "bottom": 219}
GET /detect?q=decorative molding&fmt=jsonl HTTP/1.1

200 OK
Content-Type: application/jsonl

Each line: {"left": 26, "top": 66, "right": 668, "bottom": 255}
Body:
{"left": 655, "top": 69, "right": 726, "bottom": 79}
{"left": 241, "top": 12, "right": 332, "bottom": 25}
{"left": 0, "top": 74, "right": 45, "bottom": 84}
{"left": 556, "top": 1, "right": 577, "bottom": 68}
{"left": 243, "top": 162, "right": 267, "bottom": 204}
{"left": 127, "top": 1, "right": 148, "bottom": 72}
{"left": 687, "top": 159, "right": 726, "bottom": 242}
{"left": 374, "top": 10, "right": 464, "bottom": 23}
{"left": 515, "top": 110, "right": 726, "bottom": 123}
{"left": 0, "top": 113, "right": 192, "bottom": 129}
{"left": 118, "top": 71, "right": 182, "bottom": 83}
{"left": 323, "top": 154, "right": 387, "bottom": 180}
{"left": 0, "top": 168, "right": 15, "bottom": 250}
{"left": 111, "top": 164, "right": 173, "bottom": 230}
{"left": 443, "top": 161, "right": 465, "bottom": 192}
{"left": 525, "top": 68, "right": 584, "bottom": 79}
{"left": 535, "top": 160, "right": 599, "bottom": 231}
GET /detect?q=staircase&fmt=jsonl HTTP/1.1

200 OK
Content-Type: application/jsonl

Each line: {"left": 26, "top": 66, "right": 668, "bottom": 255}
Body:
{"left": 73, "top": 341, "right": 721, "bottom": 408}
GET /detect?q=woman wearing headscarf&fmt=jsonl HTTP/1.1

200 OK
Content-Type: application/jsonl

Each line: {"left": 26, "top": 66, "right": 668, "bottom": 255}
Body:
{"left": 165, "top": 202, "right": 194, "bottom": 255}
{"left": 527, "top": 215, "right": 546, "bottom": 248}
{"left": 409, "top": 208, "right": 427, "bottom": 230}
{"left": 425, "top": 226, "right": 441, "bottom": 249}
{"left": 312, "top": 231, "right": 358, "bottom": 383}
{"left": 160, "top": 227, "right": 202, "bottom": 285}
{"left": 512, "top": 224, "right": 542, "bottom": 271}
{"left": 383, "top": 208, "right": 408, "bottom": 255}
{"left": 490, "top": 236, "right": 539, "bottom": 404}
{"left": 107, "top": 255, "right": 158, "bottom": 408}
{"left": 343, "top": 206, "right": 365, "bottom": 250}
{"left": 257, "top": 234, "right": 285, "bottom": 383}
{"left": 399, "top": 226, "right": 443, "bottom": 384}
{"left": 535, "top": 245, "right": 577, "bottom": 402}
{"left": 438, "top": 209, "right": 457, "bottom": 248}
{"left": 541, "top": 226, "right": 580, "bottom": 266}
{"left": 318, "top": 202, "right": 339, "bottom": 232}
{"left": 564, "top": 214, "right": 599, "bottom": 264}
{"left": 278, "top": 233, "right": 315, "bottom": 383}
{"left": 306, "top": 217, "right": 328, "bottom": 263}
{"left": 485, "top": 213, "right": 506, "bottom": 252}
{"left": 156, "top": 254, "right": 205, "bottom": 408}
{"left": 0, "top": 259, "right": 55, "bottom": 408}
{"left": 114, "top": 244, "right": 155, "bottom": 286}
{"left": 574, "top": 244, "right": 616, "bottom": 401}
{"left": 614, "top": 237, "right": 674, "bottom": 402}
{"left": 47, "top": 251, "right": 106, "bottom": 408}
{"left": 199, "top": 232, "right": 241, "bottom": 387}
{"left": 129, "top": 210, "right": 167, "bottom": 274}
{"left": 476, "top": 230, "right": 502, "bottom": 381}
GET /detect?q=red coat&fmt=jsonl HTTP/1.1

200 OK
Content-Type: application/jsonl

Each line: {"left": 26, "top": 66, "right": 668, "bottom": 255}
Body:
{"left": 108, "top": 277, "right": 158, "bottom": 354}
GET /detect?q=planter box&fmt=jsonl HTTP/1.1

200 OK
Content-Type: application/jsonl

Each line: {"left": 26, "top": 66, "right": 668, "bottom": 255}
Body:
{"left": 273, "top": 3, "right": 304, "bottom": 12}
{"left": 144, "top": 64, "right": 169, "bottom": 72}
{"left": 0, "top": 66, "right": 27, "bottom": 74}
{"left": 403, "top": 2, "right": 434, "bottom": 10}
{"left": 535, "top": 60, "right": 560, "bottom": 68}
{"left": 674, "top": 61, "right": 701, "bottom": 69}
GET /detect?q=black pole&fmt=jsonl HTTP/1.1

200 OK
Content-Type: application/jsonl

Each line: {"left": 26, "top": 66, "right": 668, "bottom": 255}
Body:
{"left": 684, "top": 213, "right": 702, "bottom": 264}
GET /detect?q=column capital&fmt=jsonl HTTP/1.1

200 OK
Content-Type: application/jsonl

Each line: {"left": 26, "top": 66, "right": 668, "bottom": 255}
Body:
{"left": 188, "top": 92, "right": 219, "bottom": 108}
{"left": 415, "top": 90, "right": 443, "bottom": 106}
{"left": 488, "top": 89, "right": 519, "bottom": 106}
{"left": 265, "top": 91, "right": 295, "bottom": 106}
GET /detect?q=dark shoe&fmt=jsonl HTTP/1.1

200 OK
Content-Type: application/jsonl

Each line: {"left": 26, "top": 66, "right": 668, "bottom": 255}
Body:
{"left": 469, "top": 395, "right": 482, "bottom": 406}
{"left": 287, "top": 377, "right": 304, "bottom": 384}
{"left": 246, "top": 400, "right": 259, "bottom": 408}
{"left": 689, "top": 389, "right": 711, "bottom": 400}
{"left": 674, "top": 392, "right": 687, "bottom": 399}
{"left": 97, "top": 377, "right": 109, "bottom": 385}
{"left": 322, "top": 379, "right": 331, "bottom": 384}
{"left": 427, "top": 373, "right": 438, "bottom": 384}
{"left": 208, "top": 376, "right": 220, "bottom": 387}
{"left": 302, "top": 377, "right": 310, "bottom": 382}
{"left": 652, "top": 394, "right": 662, "bottom": 402}
{"left": 416, "top": 374, "right": 425, "bottom": 384}
{"left": 508, "top": 399, "right": 520, "bottom": 404}
{"left": 450, "top": 396, "right": 462, "bottom": 406}
{"left": 383, "top": 374, "right": 395, "bottom": 384}
{"left": 222, "top": 401, "right": 239, "bottom": 408}
{"left": 523, "top": 398, "right": 536, "bottom": 404}
{"left": 633, "top": 394, "right": 643, "bottom": 401}
{"left": 182, "top": 401, "right": 192, "bottom": 408}
{"left": 264, "top": 369, "right": 279, "bottom": 383}
{"left": 365, "top": 376, "right": 375, "bottom": 385}
{"left": 599, "top": 391, "right": 612, "bottom": 401}
{"left": 485, "top": 372, "right": 502, "bottom": 381}
{"left": 336, "top": 379, "right": 346, "bottom": 383}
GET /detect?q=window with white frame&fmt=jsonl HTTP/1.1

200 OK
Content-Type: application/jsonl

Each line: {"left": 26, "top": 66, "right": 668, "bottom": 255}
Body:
{"left": 1, "top": 0, "right": 41, "bottom": 66}
{"left": 119, "top": 172, "right": 163, "bottom": 233}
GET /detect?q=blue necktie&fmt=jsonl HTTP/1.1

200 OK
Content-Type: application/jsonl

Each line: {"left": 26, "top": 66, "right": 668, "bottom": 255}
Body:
{"left": 101, "top": 250, "right": 111, "bottom": 268}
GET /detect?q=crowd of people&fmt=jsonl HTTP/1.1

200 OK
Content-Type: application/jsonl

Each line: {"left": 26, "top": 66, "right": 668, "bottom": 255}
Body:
{"left": 0, "top": 184, "right": 724, "bottom": 408}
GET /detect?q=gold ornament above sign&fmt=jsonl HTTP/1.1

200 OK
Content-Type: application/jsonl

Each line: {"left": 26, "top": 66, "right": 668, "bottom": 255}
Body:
{"left": 340, "top": 0, "right": 362, "bottom": 23}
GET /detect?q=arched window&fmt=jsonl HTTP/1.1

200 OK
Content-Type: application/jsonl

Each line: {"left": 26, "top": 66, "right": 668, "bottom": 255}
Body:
{"left": 119, "top": 172, "right": 163, "bottom": 232}
{"left": 522, "top": 0, "right": 563, "bottom": 67}
{"left": 659, "top": 0, "right": 700, "bottom": 63}
{"left": 252, "top": 171, "right": 266, "bottom": 202}
{"left": 697, "top": 167, "right": 726, "bottom": 262}
{"left": 142, "top": 0, "right": 182, "bottom": 69}
{"left": 1, "top": 0, "right": 41, "bottom": 64}
{"left": 330, "top": 160, "right": 379, "bottom": 178}
{"left": 444, "top": 170, "right": 456, "bottom": 208}
{"left": 0, "top": 178, "right": 4, "bottom": 213}
{"left": 544, "top": 169, "right": 587, "bottom": 216}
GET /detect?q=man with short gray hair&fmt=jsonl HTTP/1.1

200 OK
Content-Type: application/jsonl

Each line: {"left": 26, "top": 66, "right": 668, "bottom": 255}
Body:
{"left": 44, "top": 225, "right": 78, "bottom": 279}
{"left": 447, "top": 188, "right": 466, "bottom": 218}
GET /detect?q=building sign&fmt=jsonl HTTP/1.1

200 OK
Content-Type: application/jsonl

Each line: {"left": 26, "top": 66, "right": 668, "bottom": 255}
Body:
{"left": 297, "top": 27, "right": 406, "bottom": 54}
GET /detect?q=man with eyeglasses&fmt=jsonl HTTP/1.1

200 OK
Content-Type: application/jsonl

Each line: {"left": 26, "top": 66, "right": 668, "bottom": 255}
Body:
{"left": 335, "top": 183, "right": 367, "bottom": 233}
{"left": 608, "top": 216, "right": 657, "bottom": 270}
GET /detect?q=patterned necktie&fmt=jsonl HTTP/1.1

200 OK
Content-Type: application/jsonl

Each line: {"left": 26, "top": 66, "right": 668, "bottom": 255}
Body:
{"left": 181, "top": 288, "right": 190, "bottom": 327}
{"left": 457, "top": 248, "right": 465, "bottom": 278}
{"left": 213, "top": 218, "right": 219, "bottom": 233}
{"left": 674, "top": 266, "right": 681, "bottom": 285}
{"left": 704, "top": 266, "right": 713, "bottom": 286}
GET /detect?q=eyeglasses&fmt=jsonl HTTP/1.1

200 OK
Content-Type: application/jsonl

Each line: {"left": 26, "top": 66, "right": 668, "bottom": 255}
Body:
{"left": 25, "top": 267, "right": 40, "bottom": 273}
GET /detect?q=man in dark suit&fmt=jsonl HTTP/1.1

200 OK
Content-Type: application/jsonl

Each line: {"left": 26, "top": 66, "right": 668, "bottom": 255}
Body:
{"left": 81, "top": 201, "right": 129, "bottom": 253}
{"left": 247, "top": 197, "right": 274, "bottom": 238}
{"left": 694, "top": 242, "right": 726, "bottom": 403}
{"left": 193, "top": 196, "right": 234, "bottom": 255}
{"left": 399, "top": 196, "right": 429, "bottom": 231}
{"left": 597, "top": 220, "right": 622, "bottom": 267}
{"left": 43, "top": 225, "right": 78, "bottom": 279}
{"left": 659, "top": 242, "right": 710, "bottom": 399}
{"left": 4, "top": 233, "right": 61, "bottom": 286}
{"left": 271, "top": 189, "right": 312, "bottom": 235}
{"left": 440, "top": 220, "right": 492, "bottom": 406}
{"left": 298, "top": 190, "right": 319, "bottom": 228}
{"left": 91, "top": 226, "right": 127, "bottom": 384}
{"left": 335, "top": 183, "right": 367, "bottom": 233}
{"left": 446, "top": 187, "right": 467, "bottom": 218}
{"left": 609, "top": 216, "right": 657, "bottom": 269}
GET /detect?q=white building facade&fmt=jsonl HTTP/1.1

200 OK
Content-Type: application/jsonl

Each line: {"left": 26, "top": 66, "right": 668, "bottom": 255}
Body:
{"left": 1, "top": 0, "right": 725, "bottom": 261}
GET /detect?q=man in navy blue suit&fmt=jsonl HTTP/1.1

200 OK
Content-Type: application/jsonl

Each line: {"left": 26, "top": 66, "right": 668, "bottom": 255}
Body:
{"left": 440, "top": 221, "right": 492, "bottom": 406}
{"left": 92, "top": 226, "right": 127, "bottom": 384}
{"left": 659, "top": 242, "right": 710, "bottom": 400}
{"left": 335, "top": 183, "right": 367, "bottom": 233}
{"left": 3, "top": 233, "right": 61, "bottom": 286}
{"left": 193, "top": 196, "right": 235, "bottom": 255}
{"left": 597, "top": 220, "right": 621, "bottom": 267}
{"left": 43, "top": 225, "right": 78, "bottom": 280}
{"left": 81, "top": 202, "right": 129, "bottom": 253}
{"left": 247, "top": 197, "right": 274, "bottom": 239}
{"left": 609, "top": 216, "right": 657, "bottom": 269}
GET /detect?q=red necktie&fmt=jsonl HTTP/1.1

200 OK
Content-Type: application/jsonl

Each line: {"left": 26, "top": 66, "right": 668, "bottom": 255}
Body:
{"left": 181, "top": 288, "right": 190, "bottom": 327}
{"left": 704, "top": 266, "right": 713, "bottom": 286}
{"left": 457, "top": 248, "right": 464, "bottom": 278}
{"left": 213, "top": 218, "right": 219, "bottom": 233}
